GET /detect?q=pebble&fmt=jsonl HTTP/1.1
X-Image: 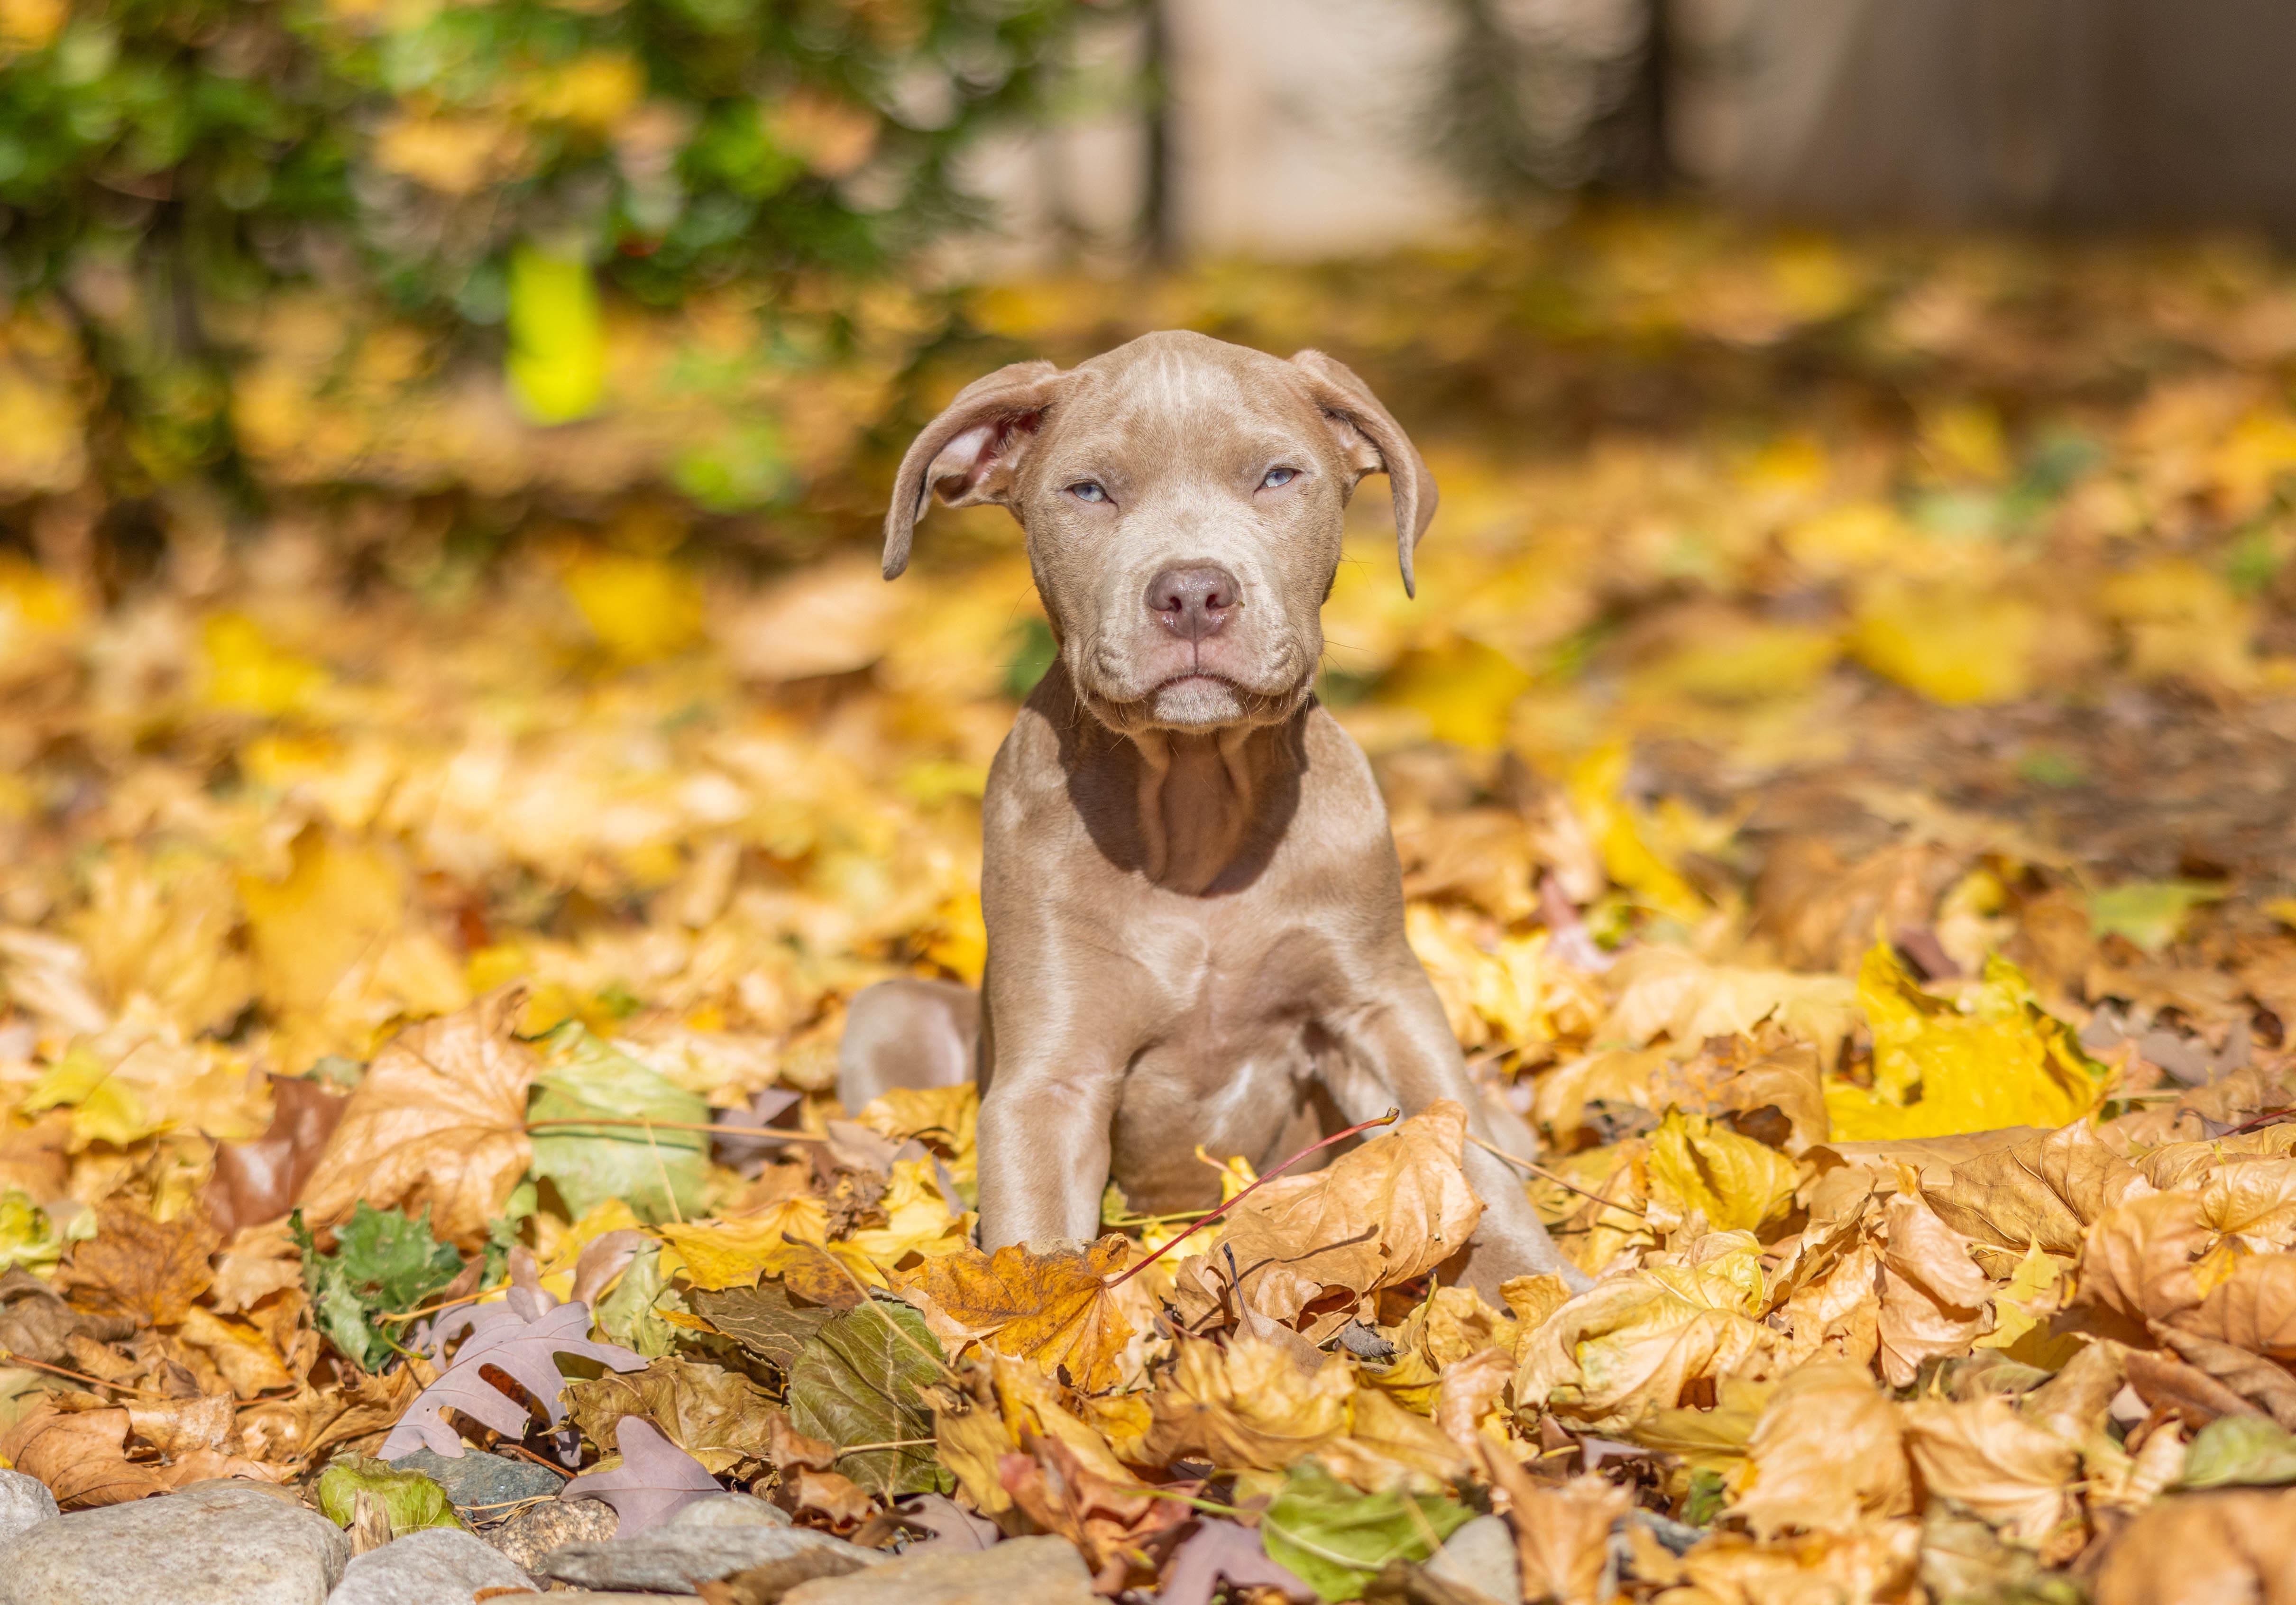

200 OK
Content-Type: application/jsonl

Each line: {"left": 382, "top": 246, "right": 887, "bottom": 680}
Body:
{"left": 385, "top": 1448, "right": 566, "bottom": 1513}
{"left": 665, "top": 1493, "right": 792, "bottom": 1530}
{"left": 327, "top": 1527, "right": 535, "bottom": 1605}
{"left": 0, "top": 1470, "right": 58, "bottom": 1547}
{"left": 1424, "top": 1514, "right": 1523, "bottom": 1605}
{"left": 0, "top": 1481, "right": 349, "bottom": 1605}
{"left": 779, "top": 1536, "right": 1096, "bottom": 1605}
{"left": 485, "top": 1496, "right": 619, "bottom": 1571}
{"left": 537, "top": 1525, "right": 880, "bottom": 1593}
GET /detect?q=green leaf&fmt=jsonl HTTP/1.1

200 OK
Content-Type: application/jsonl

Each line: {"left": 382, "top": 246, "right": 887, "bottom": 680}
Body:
{"left": 1259, "top": 1461, "right": 1472, "bottom": 1602}
{"left": 785, "top": 1297, "right": 949, "bottom": 1501}
{"left": 0, "top": 1189, "right": 62, "bottom": 1272}
{"left": 294, "top": 1203, "right": 462, "bottom": 1372}
{"left": 527, "top": 1022, "right": 708, "bottom": 1225}
{"left": 2180, "top": 1415, "right": 2296, "bottom": 1489}
{"left": 2088, "top": 880, "right": 2223, "bottom": 955}
{"left": 505, "top": 244, "right": 605, "bottom": 425}
{"left": 315, "top": 1453, "right": 465, "bottom": 1537}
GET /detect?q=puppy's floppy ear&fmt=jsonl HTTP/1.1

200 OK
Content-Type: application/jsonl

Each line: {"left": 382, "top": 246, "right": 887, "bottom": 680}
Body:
{"left": 1288, "top": 349, "right": 1439, "bottom": 597}
{"left": 882, "top": 359, "right": 1066, "bottom": 579}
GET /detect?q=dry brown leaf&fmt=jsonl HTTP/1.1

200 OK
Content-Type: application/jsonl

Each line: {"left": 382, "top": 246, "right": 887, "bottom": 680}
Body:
{"left": 2093, "top": 1488, "right": 2296, "bottom": 1605}
{"left": 2079, "top": 1189, "right": 2211, "bottom": 1329}
{"left": 2152, "top": 1323, "right": 2296, "bottom": 1428}
{"left": 1875, "top": 1191, "right": 1992, "bottom": 1387}
{"left": 206, "top": 1074, "right": 347, "bottom": 1238}
{"left": 1924, "top": 1121, "right": 2153, "bottom": 1256}
{"left": 1513, "top": 1270, "right": 1774, "bottom": 1432}
{"left": 1316, "top": 1386, "right": 1470, "bottom": 1493}
{"left": 1138, "top": 1335, "right": 1351, "bottom": 1471}
{"left": 0, "top": 1404, "right": 166, "bottom": 1507}
{"left": 1901, "top": 1395, "right": 2078, "bottom": 1546}
{"left": 999, "top": 1432, "right": 1187, "bottom": 1591}
{"left": 1478, "top": 1443, "right": 1631, "bottom": 1605}
{"left": 56, "top": 1205, "right": 220, "bottom": 1328}
{"left": 126, "top": 1393, "right": 233, "bottom": 1457}
{"left": 1730, "top": 1358, "right": 1911, "bottom": 1538}
{"left": 566, "top": 1356, "right": 783, "bottom": 1476}
{"left": 174, "top": 1305, "right": 298, "bottom": 1399}
{"left": 2174, "top": 1250, "right": 2296, "bottom": 1359}
{"left": 1669, "top": 1522, "right": 1922, "bottom": 1605}
{"left": 2123, "top": 1348, "right": 2266, "bottom": 1429}
{"left": 789, "top": 1467, "right": 874, "bottom": 1525}
{"left": 1171, "top": 1102, "right": 1483, "bottom": 1343}
{"left": 900, "top": 1235, "right": 1134, "bottom": 1394}
{"left": 208, "top": 1219, "right": 306, "bottom": 1315}
{"left": 295, "top": 985, "right": 539, "bottom": 1248}
{"left": 2197, "top": 1156, "right": 2296, "bottom": 1248}
{"left": 1433, "top": 1346, "right": 1513, "bottom": 1452}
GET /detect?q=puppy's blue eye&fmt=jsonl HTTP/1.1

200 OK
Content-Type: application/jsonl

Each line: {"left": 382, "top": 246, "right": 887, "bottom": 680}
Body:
{"left": 1260, "top": 466, "right": 1297, "bottom": 489}
{"left": 1067, "top": 481, "right": 1107, "bottom": 503}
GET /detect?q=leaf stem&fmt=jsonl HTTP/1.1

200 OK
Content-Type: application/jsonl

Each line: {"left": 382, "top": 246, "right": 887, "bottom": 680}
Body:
{"left": 1464, "top": 1133, "right": 1651, "bottom": 1219}
{"left": 1110, "top": 1107, "right": 1400, "bottom": 1288}
{"left": 525, "top": 1118, "right": 827, "bottom": 1142}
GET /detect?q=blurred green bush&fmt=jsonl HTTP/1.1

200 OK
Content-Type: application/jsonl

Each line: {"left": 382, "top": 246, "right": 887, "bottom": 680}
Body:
{"left": 0, "top": 0, "right": 1102, "bottom": 510}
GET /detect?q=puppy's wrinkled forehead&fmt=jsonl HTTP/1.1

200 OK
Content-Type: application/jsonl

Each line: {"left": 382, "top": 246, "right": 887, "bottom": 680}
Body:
{"left": 1054, "top": 334, "right": 1306, "bottom": 449}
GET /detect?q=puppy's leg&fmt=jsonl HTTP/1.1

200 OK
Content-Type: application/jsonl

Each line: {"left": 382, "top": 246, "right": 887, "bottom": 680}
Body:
{"left": 1338, "top": 986, "right": 1593, "bottom": 1297}
{"left": 836, "top": 978, "right": 979, "bottom": 1111}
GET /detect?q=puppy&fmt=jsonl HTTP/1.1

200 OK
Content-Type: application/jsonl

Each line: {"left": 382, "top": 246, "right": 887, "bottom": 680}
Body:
{"left": 842, "top": 331, "right": 1580, "bottom": 1295}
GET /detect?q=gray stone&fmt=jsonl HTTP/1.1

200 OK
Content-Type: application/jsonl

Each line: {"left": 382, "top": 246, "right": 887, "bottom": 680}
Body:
{"left": 665, "top": 1493, "right": 791, "bottom": 1530}
{"left": 328, "top": 1528, "right": 534, "bottom": 1605}
{"left": 0, "top": 1470, "right": 58, "bottom": 1546}
{"left": 484, "top": 1496, "right": 618, "bottom": 1571}
{"left": 1424, "top": 1514, "right": 1523, "bottom": 1605}
{"left": 385, "top": 1448, "right": 565, "bottom": 1514}
{"left": 779, "top": 1537, "right": 1094, "bottom": 1605}
{"left": 0, "top": 1480, "right": 350, "bottom": 1605}
{"left": 538, "top": 1525, "right": 881, "bottom": 1593}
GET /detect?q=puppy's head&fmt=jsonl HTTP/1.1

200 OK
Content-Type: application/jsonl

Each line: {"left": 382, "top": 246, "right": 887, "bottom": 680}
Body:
{"left": 883, "top": 330, "right": 1436, "bottom": 734}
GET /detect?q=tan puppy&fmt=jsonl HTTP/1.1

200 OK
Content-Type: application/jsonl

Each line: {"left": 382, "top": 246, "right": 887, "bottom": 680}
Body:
{"left": 841, "top": 331, "right": 1581, "bottom": 1295}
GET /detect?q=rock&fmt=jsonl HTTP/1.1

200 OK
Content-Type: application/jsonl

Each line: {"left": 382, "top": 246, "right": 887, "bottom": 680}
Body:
{"left": 385, "top": 1448, "right": 565, "bottom": 1513}
{"left": 1424, "top": 1514, "right": 1523, "bottom": 1605}
{"left": 779, "top": 1536, "right": 1095, "bottom": 1605}
{"left": 537, "top": 1525, "right": 881, "bottom": 1593}
{"left": 327, "top": 1528, "right": 535, "bottom": 1605}
{"left": 0, "top": 1470, "right": 58, "bottom": 1546}
{"left": 0, "top": 1481, "right": 350, "bottom": 1605}
{"left": 484, "top": 1496, "right": 618, "bottom": 1571}
{"left": 666, "top": 1493, "right": 791, "bottom": 1530}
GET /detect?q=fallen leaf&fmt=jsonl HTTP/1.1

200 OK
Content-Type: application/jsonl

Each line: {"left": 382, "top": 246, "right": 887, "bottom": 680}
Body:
{"left": 688, "top": 1281, "right": 841, "bottom": 1370}
{"left": 1000, "top": 1433, "right": 1186, "bottom": 1589}
{"left": 1902, "top": 1394, "right": 2077, "bottom": 1545}
{"left": 1258, "top": 1459, "right": 1471, "bottom": 1603}
{"left": 561, "top": 1414, "right": 721, "bottom": 1536}
{"left": 1730, "top": 1358, "right": 1911, "bottom": 1537}
{"left": 2176, "top": 1250, "right": 2296, "bottom": 1359}
{"left": 1139, "top": 1335, "right": 1352, "bottom": 1472}
{"left": 784, "top": 1296, "right": 948, "bottom": 1500}
{"left": 900, "top": 1235, "right": 1134, "bottom": 1394}
{"left": 2153, "top": 1324, "right": 2296, "bottom": 1428}
{"left": 2092, "top": 1487, "right": 2296, "bottom": 1605}
{"left": 2180, "top": 1414, "right": 2296, "bottom": 1489}
{"left": 57, "top": 1204, "right": 219, "bottom": 1328}
{"left": 0, "top": 1404, "right": 165, "bottom": 1506}
{"left": 1645, "top": 1107, "right": 1800, "bottom": 1234}
{"left": 566, "top": 1355, "right": 783, "bottom": 1475}
{"left": 527, "top": 1021, "right": 709, "bottom": 1225}
{"left": 1925, "top": 1120, "right": 2153, "bottom": 1256}
{"left": 1170, "top": 1102, "right": 1484, "bottom": 1343}
{"left": 297, "top": 986, "right": 540, "bottom": 1250}
{"left": 294, "top": 1200, "right": 464, "bottom": 1373}
{"left": 206, "top": 1075, "right": 349, "bottom": 1238}
{"left": 315, "top": 1453, "right": 466, "bottom": 1537}
{"left": 1599, "top": 946, "right": 1857, "bottom": 1062}
{"left": 1157, "top": 1518, "right": 1313, "bottom": 1605}
{"left": 380, "top": 1297, "right": 646, "bottom": 1458}
{"left": 1876, "top": 1191, "right": 1993, "bottom": 1387}
{"left": 1514, "top": 1270, "right": 1774, "bottom": 1432}
{"left": 1479, "top": 1448, "right": 1628, "bottom": 1605}
{"left": 2078, "top": 1189, "right": 2211, "bottom": 1329}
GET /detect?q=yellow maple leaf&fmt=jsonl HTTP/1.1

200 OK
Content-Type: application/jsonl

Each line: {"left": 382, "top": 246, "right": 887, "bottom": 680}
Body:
{"left": 1565, "top": 740, "right": 1706, "bottom": 921}
{"left": 1824, "top": 945, "right": 2106, "bottom": 1141}
{"left": 656, "top": 1196, "right": 839, "bottom": 1292}
{"left": 1645, "top": 1110, "right": 1800, "bottom": 1236}
{"left": 901, "top": 1234, "right": 1135, "bottom": 1394}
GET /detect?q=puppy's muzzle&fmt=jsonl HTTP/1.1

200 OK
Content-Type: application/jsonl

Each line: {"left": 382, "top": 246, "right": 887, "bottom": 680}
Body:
{"left": 1146, "top": 564, "right": 1240, "bottom": 642}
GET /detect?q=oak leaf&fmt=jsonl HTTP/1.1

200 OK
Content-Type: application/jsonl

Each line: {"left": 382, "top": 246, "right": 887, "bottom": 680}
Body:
{"left": 900, "top": 1234, "right": 1134, "bottom": 1394}
{"left": 296, "top": 985, "right": 540, "bottom": 1249}
{"left": 561, "top": 1415, "right": 721, "bottom": 1536}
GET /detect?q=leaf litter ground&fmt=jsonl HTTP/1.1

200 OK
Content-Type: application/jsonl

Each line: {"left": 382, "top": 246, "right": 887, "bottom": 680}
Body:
{"left": 10, "top": 212, "right": 2296, "bottom": 1601}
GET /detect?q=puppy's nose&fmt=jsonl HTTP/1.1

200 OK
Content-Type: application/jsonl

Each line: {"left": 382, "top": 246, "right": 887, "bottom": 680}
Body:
{"left": 1146, "top": 565, "right": 1239, "bottom": 641}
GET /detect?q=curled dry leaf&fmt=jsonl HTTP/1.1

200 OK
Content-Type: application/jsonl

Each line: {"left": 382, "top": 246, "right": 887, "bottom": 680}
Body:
{"left": 1644, "top": 1107, "right": 1800, "bottom": 1235}
{"left": 1477, "top": 1442, "right": 1629, "bottom": 1605}
{"left": 2093, "top": 1487, "right": 2296, "bottom": 1605}
{"left": 1515, "top": 1270, "right": 1773, "bottom": 1432}
{"left": 1729, "top": 1358, "right": 1911, "bottom": 1538}
{"left": 1901, "top": 1395, "right": 2078, "bottom": 1546}
{"left": 900, "top": 1234, "right": 1135, "bottom": 1394}
{"left": 2174, "top": 1250, "right": 2296, "bottom": 1360}
{"left": 296, "top": 985, "right": 540, "bottom": 1250}
{"left": 1169, "top": 1101, "right": 1483, "bottom": 1343}
{"left": 206, "top": 1074, "right": 349, "bottom": 1238}
{"left": 0, "top": 1404, "right": 166, "bottom": 1507}
{"left": 566, "top": 1355, "right": 785, "bottom": 1475}
{"left": 2152, "top": 1324, "right": 2296, "bottom": 1429}
{"left": 1924, "top": 1120, "right": 2153, "bottom": 1256}
{"left": 56, "top": 1204, "right": 219, "bottom": 1327}
{"left": 1139, "top": 1334, "right": 1351, "bottom": 1471}
{"left": 1875, "top": 1191, "right": 1992, "bottom": 1387}
{"left": 999, "top": 1433, "right": 1187, "bottom": 1590}
{"left": 2078, "top": 1189, "right": 2211, "bottom": 1328}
